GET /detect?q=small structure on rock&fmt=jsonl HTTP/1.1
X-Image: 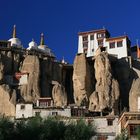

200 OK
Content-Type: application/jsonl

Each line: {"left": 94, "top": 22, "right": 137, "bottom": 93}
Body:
{"left": 8, "top": 25, "right": 23, "bottom": 48}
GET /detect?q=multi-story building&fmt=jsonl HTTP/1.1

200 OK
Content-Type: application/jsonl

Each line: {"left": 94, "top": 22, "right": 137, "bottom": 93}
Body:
{"left": 16, "top": 98, "right": 71, "bottom": 119}
{"left": 91, "top": 116, "right": 118, "bottom": 140}
{"left": 118, "top": 112, "right": 140, "bottom": 139}
{"left": 78, "top": 29, "right": 131, "bottom": 59}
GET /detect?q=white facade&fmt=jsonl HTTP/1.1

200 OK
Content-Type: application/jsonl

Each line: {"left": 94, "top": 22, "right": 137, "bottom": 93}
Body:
{"left": 16, "top": 103, "right": 71, "bottom": 119}
{"left": 78, "top": 29, "right": 130, "bottom": 59}
{"left": 19, "top": 74, "right": 28, "bottom": 85}
{"left": 105, "top": 38, "right": 128, "bottom": 59}
{"left": 33, "top": 108, "right": 71, "bottom": 118}
{"left": 16, "top": 103, "right": 33, "bottom": 119}
{"left": 92, "top": 117, "right": 118, "bottom": 140}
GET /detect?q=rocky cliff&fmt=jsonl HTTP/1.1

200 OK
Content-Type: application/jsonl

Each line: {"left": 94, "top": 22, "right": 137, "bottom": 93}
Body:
{"left": 72, "top": 52, "right": 120, "bottom": 114}
{"left": 0, "top": 85, "right": 16, "bottom": 117}
{"left": 0, "top": 47, "right": 140, "bottom": 117}
{"left": 0, "top": 49, "right": 73, "bottom": 116}
{"left": 129, "top": 78, "right": 140, "bottom": 112}
{"left": 19, "top": 55, "right": 40, "bottom": 102}
{"left": 73, "top": 54, "right": 94, "bottom": 106}
{"left": 89, "top": 52, "right": 119, "bottom": 114}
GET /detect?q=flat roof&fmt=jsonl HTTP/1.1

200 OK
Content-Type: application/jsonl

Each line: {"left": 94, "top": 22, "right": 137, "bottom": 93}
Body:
{"left": 106, "top": 35, "right": 128, "bottom": 41}
{"left": 0, "top": 40, "right": 10, "bottom": 43}
{"left": 118, "top": 111, "right": 140, "bottom": 123}
{"left": 78, "top": 29, "right": 110, "bottom": 35}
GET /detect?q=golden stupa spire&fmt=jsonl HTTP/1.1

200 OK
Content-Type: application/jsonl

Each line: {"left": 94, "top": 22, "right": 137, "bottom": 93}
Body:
{"left": 12, "top": 25, "right": 16, "bottom": 38}
{"left": 40, "top": 33, "right": 44, "bottom": 45}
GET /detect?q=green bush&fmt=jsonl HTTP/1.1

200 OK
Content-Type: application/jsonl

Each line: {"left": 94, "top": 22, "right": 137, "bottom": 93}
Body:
{"left": 0, "top": 116, "right": 96, "bottom": 140}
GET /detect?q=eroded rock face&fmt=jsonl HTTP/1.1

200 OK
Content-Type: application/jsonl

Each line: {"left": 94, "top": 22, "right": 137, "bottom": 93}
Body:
{"left": 0, "top": 85, "right": 16, "bottom": 117}
{"left": 73, "top": 54, "right": 93, "bottom": 106}
{"left": 40, "top": 59, "right": 64, "bottom": 97}
{"left": 89, "top": 52, "right": 120, "bottom": 114}
{"left": 129, "top": 78, "right": 140, "bottom": 112}
{"left": 19, "top": 55, "right": 40, "bottom": 102}
{"left": 52, "top": 81, "right": 67, "bottom": 107}
{"left": 0, "top": 59, "right": 4, "bottom": 82}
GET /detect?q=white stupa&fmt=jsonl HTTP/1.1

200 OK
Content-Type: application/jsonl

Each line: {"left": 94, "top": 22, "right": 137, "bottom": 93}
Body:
{"left": 8, "top": 25, "right": 22, "bottom": 48}
{"left": 38, "top": 33, "right": 55, "bottom": 57}
{"left": 27, "top": 39, "right": 38, "bottom": 50}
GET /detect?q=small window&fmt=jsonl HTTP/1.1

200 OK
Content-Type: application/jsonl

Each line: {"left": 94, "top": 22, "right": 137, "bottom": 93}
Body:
{"left": 52, "top": 112, "right": 58, "bottom": 116}
{"left": 107, "top": 119, "right": 113, "bottom": 126}
{"left": 97, "top": 33, "right": 105, "bottom": 39}
{"left": 83, "top": 42, "right": 88, "bottom": 48}
{"left": 35, "top": 112, "right": 40, "bottom": 117}
{"left": 109, "top": 42, "right": 115, "bottom": 49}
{"left": 130, "top": 125, "right": 138, "bottom": 135}
{"left": 90, "top": 35, "right": 94, "bottom": 40}
{"left": 83, "top": 36, "right": 88, "bottom": 42}
{"left": 117, "top": 41, "right": 123, "bottom": 47}
{"left": 98, "top": 40, "right": 103, "bottom": 46}
{"left": 21, "top": 105, "right": 25, "bottom": 110}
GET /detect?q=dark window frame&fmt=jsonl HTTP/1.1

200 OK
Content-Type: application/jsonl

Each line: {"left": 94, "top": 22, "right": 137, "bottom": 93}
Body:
{"left": 90, "top": 34, "right": 94, "bottom": 40}
{"left": 98, "top": 40, "right": 103, "bottom": 46}
{"left": 82, "top": 36, "right": 88, "bottom": 42}
{"left": 117, "top": 41, "right": 123, "bottom": 47}
{"left": 107, "top": 119, "right": 113, "bottom": 126}
{"left": 20, "top": 105, "right": 25, "bottom": 110}
{"left": 97, "top": 33, "right": 105, "bottom": 39}
{"left": 109, "top": 42, "right": 115, "bottom": 49}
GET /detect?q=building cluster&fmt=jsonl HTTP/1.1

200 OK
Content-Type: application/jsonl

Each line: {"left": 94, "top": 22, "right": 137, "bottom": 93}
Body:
{"left": 2, "top": 25, "right": 55, "bottom": 58}
{"left": 78, "top": 28, "right": 139, "bottom": 60}
{"left": 16, "top": 98, "right": 140, "bottom": 140}
{"left": 1, "top": 26, "right": 140, "bottom": 140}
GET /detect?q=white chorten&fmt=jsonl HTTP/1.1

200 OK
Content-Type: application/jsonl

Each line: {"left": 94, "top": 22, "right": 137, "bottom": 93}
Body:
{"left": 8, "top": 25, "right": 22, "bottom": 48}
{"left": 38, "top": 33, "right": 55, "bottom": 57}
{"left": 27, "top": 39, "right": 37, "bottom": 50}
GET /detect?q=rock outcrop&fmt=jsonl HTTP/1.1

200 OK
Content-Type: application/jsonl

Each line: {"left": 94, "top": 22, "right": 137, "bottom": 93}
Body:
{"left": 129, "top": 78, "right": 140, "bottom": 112}
{"left": 0, "top": 85, "right": 16, "bottom": 117}
{"left": 40, "top": 59, "right": 64, "bottom": 97}
{"left": 52, "top": 81, "right": 67, "bottom": 107}
{"left": 89, "top": 52, "right": 120, "bottom": 114}
{"left": 19, "top": 55, "right": 40, "bottom": 102}
{"left": 73, "top": 54, "right": 93, "bottom": 106}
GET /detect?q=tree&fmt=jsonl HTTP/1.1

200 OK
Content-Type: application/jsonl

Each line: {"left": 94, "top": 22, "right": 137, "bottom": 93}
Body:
{"left": 15, "top": 117, "right": 42, "bottom": 140}
{"left": 40, "top": 117, "right": 66, "bottom": 140}
{"left": 0, "top": 116, "right": 15, "bottom": 140}
{"left": 115, "top": 129, "right": 128, "bottom": 140}
{"left": 64, "top": 119, "right": 95, "bottom": 140}
{"left": 0, "top": 116, "right": 96, "bottom": 140}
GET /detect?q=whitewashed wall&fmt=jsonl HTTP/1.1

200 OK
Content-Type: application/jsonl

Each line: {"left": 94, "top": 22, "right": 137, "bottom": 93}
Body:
{"left": 16, "top": 104, "right": 33, "bottom": 119}
{"left": 33, "top": 108, "right": 71, "bottom": 118}
{"left": 78, "top": 32, "right": 128, "bottom": 59}
{"left": 105, "top": 38, "right": 128, "bottom": 59}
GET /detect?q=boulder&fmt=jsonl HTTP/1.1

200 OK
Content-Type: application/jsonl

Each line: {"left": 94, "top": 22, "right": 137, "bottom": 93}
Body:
{"left": 0, "top": 85, "right": 16, "bottom": 117}
{"left": 73, "top": 54, "right": 93, "bottom": 106}
{"left": 52, "top": 81, "right": 67, "bottom": 107}
{"left": 19, "top": 55, "right": 40, "bottom": 102}
{"left": 129, "top": 78, "right": 140, "bottom": 112}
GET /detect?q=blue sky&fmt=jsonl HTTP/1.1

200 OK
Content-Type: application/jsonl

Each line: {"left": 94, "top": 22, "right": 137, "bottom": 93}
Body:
{"left": 0, "top": 0, "right": 140, "bottom": 63}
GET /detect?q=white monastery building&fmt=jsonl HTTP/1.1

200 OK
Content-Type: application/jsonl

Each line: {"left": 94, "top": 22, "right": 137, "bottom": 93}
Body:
{"left": 78, "top": 29, "right": 131, "bottom": 59}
